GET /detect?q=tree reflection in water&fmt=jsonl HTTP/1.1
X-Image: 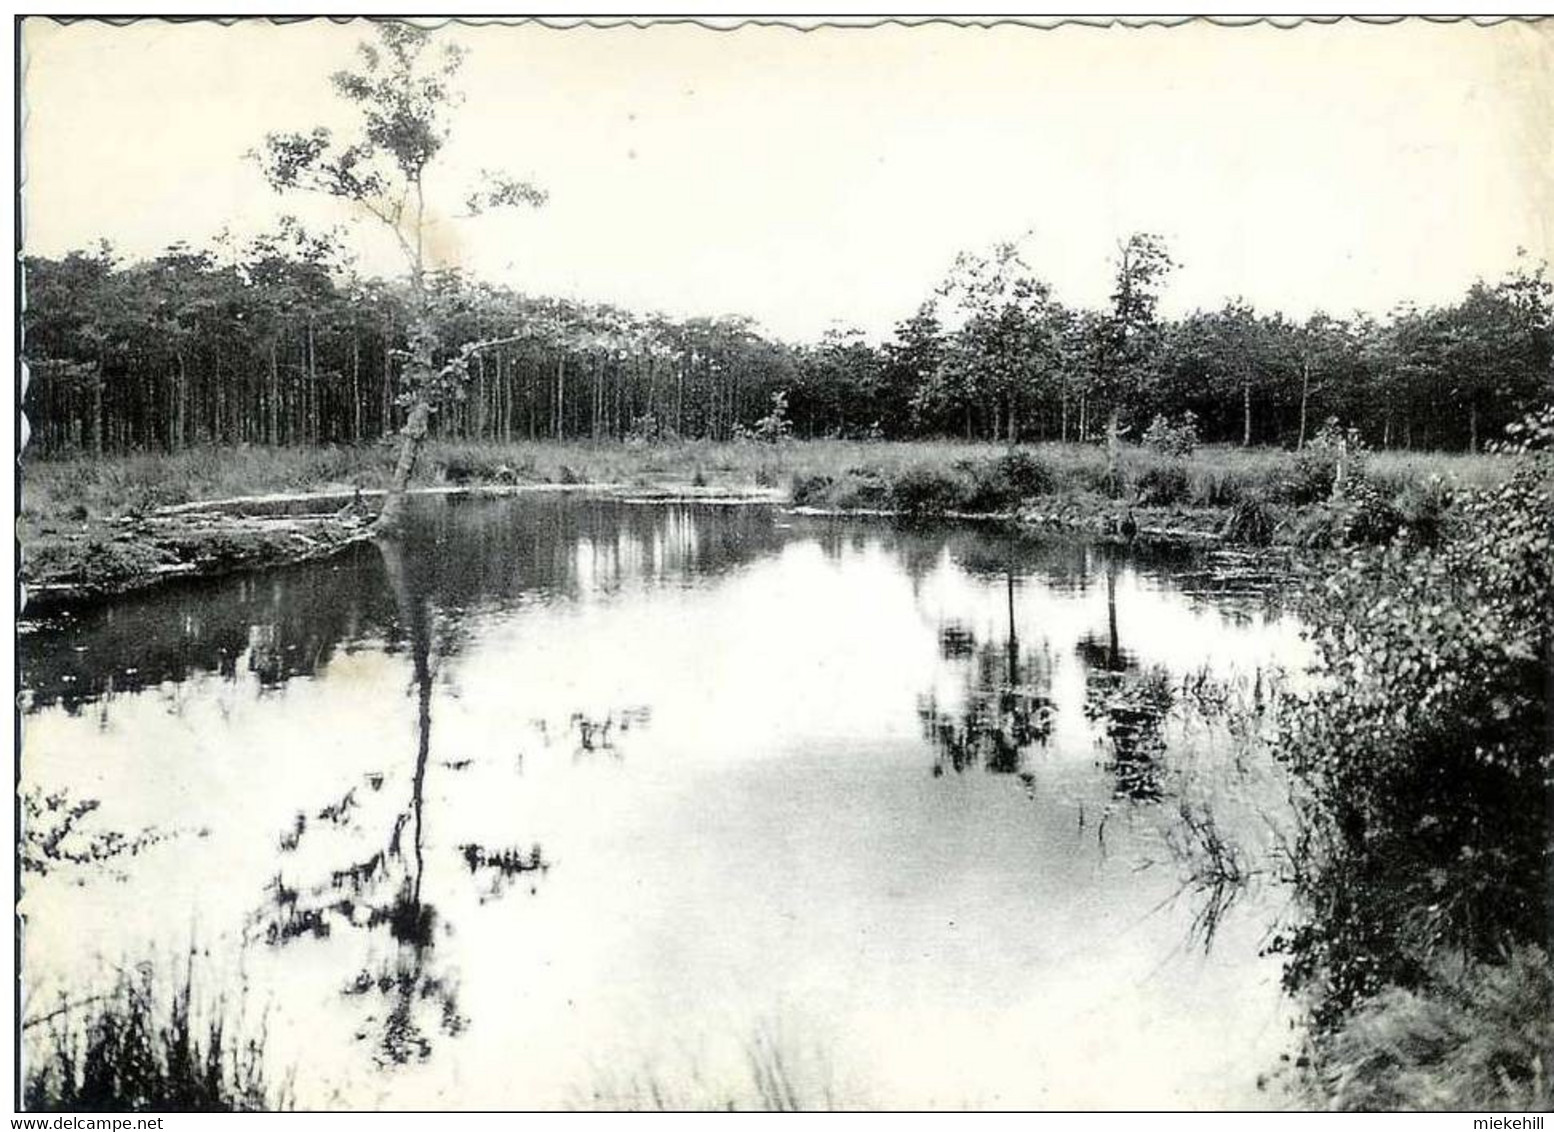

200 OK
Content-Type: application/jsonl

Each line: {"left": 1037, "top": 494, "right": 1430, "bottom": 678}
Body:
{"left": 920, "top": 567, "right": 1055, "bottom": 777}
{"left": 1076, "top": 554, "right": 1174, "bottom": 803}
{"left": 251, "top": 535, "right": 545, "bottom": 1068}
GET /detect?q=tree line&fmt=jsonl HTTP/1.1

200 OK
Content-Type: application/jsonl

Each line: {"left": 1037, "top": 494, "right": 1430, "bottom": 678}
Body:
{"left": 23, "top": 230, "right": 1552, "bottom": 458}
{"left": 21, "top": 229, "right": 794, "bottom": 458}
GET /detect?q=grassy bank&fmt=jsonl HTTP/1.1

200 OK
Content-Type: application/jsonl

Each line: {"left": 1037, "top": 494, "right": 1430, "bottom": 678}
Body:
{"left": 20, "top": 439, "right": 1510, "bottom": 603}
{"left": 1299, "top": 946, "right": 1553, "bottom": 1111}
{"left": 22, "top": 437, "right": 1508, "bottom": 521}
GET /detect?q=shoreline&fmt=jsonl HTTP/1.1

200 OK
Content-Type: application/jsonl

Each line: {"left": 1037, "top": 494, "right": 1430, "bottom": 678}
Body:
{"left": 20, "top": 480, "right": 1250, "bottom": 613}
{"left": 20, "top": 483, "right": 789, "bottom": 612}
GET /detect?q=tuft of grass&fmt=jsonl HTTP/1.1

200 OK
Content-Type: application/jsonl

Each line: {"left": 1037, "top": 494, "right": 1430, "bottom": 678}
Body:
{"left": 1132, "top": 461, "right": 1192, "bottom": 507}
{"left": 24, "top": 962, "right": 288, "bottom": 1112}
{"left": 1222, "top": 497, "right": 1277, "bottom": 546}
{"left": 1307, "top": 946, "right": 1554, "bottom": 1112}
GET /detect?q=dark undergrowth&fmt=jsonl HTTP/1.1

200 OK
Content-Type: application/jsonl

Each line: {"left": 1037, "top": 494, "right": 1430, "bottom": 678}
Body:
{"left": 1274, "top": 407, "right": 1554, "bottom": 1111}
{"left": 1307, "top": 946, "right": 1553, "bottom": 1112}
{"left": 790, "top": 438, "right": 1496, "bottom": 551}
{"left": 24, "top": 963, "right": 289, "bottom": 1113}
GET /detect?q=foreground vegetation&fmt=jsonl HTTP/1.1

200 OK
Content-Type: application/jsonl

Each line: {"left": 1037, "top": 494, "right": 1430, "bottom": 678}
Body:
{"left": 1306, "top": 946, "right": 1553, "bottom": 1112}
{"left": 1273, "top": 407, "right": 1554, "bottom": 1111}
{"left": 24, "top": 964, "right": 288, "bottom": 1112}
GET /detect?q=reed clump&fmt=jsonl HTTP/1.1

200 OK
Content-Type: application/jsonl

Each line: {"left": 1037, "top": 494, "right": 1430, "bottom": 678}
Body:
{"left": 24, "top": 963, "right": 288, "bottom": 1113}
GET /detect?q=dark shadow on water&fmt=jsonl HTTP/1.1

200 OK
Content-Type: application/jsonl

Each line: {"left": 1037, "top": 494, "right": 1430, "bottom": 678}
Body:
{"left": 920, "top": 566, "right": 1055, "bottom": 777}
{"left": 22, "top": 498, "right": 790, "bottom": 714}
{"left": 248, "top": 534, "right": 503, "bottom": 1068}
{"left": 1075, "top": 558, "right": 1173, "bottom": 804}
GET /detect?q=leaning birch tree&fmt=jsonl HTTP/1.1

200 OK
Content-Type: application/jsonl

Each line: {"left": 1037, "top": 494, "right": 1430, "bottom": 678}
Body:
{"left": 254, "top": 21, "right": 545, "bottom": 532}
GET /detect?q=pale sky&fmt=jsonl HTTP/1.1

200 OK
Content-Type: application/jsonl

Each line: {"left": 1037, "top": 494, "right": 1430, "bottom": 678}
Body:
{"left": 20, "top": 17, "right": 1554, "bottom": 341}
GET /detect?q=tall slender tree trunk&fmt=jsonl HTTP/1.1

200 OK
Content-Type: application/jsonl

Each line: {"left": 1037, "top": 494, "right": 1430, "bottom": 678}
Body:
{"left": 91, "top": 357, "right": 104, "bottom": 459}
{"left": 1242, "top": 378, "right": 1252, "bottom": 447}
{"left": 306, "top": 315, "right": 318, "bottom": 444}
{"left": 175, "top": 350, "right": 188, "bottom": 451}
{"left": 382, "top": 317, "right": 394, "bottom": 439}
{"left": 554, "top": 353, "right": 567, "bottom": 439}
{"left": 268, "top": 339, "right": 280, "bottom": 446}
{"left": 676, "top": 359, "right": 685, "bottom": 437}
{"left": 377, "top": 178, "right": 434, "bottom": 537}
{"left": 592, "top": 356, "right": 603, "bottom": 441}
{"left": 377, "top": 395, "right": 430, "bottom": 534}
{"left": 1469, "top": 401, "right": 1479, "bottom": 453}
{"left": 1105, "top": 409, "right": 1122, "bottom": 497}
{"left": 1297, "top": 357, "right": 1311, "bottom": 450}
{"left": 351, "top": 322, "right": 362, "bottom": 442}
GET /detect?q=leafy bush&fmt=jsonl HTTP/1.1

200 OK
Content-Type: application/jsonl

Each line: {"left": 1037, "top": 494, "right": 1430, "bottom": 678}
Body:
{"left": 1274, "top": 407, "right": 1554, "bottom": 1028}
{"left": 953, "top": 459, "right": 1017, "bottom": 514}
{"left": 889, "top": 466, "right": 962, "bottom": 517}
{"left": 789, "top": 474, "right": 834, "bottom": 507}
{"left": 1142, "top": 410, "right": 1200, "bottom": 456}
{"left": 737, "top": 391, "right": 793, "bottom": 444}
{"left": 1285, "top": 419, "right": 1368, "bottom": 504}
{"left": 437, "top": 452, "right": 531, "bottom": 485}
{"left": 948, "top": 452, "right": 1054, "bottom": 513}
{"left": 437, "top": 454, "right": 479, "bottom": 485}
{"left": 1395, "top": 476, "right": 1454, "bottom": 548}
{"left": 1334, "top": 480, "right": 1404, "bottom": 546}
{"left": 996, "top": 451, "right": 1053, "bottom": 497}
{"left": 833, "top": 472, "right": 890, "bottom": 510}
{"left": 1134, "top": 462, "right": 1191, "bottom": 506}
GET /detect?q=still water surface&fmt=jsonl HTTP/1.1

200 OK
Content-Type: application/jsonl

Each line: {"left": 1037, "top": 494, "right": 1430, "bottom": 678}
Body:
{"left": 22, "top": 495, "right": 1308, "bottom": 1109}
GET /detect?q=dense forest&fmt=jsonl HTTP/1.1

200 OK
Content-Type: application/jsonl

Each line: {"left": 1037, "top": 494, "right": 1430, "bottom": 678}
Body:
{"left": 22, "top": 228, "right": 1554, "bottom": 458}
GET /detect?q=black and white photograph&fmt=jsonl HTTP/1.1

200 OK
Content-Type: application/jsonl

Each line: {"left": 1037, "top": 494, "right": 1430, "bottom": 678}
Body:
{"left": 12, "top": 12, "right": 1554, "bottom": 1115}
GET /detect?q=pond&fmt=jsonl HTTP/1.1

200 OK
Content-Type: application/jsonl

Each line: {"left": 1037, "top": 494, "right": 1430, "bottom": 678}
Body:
{"left": 20, "top": 494, "right": 1310, "bottom": 1110}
